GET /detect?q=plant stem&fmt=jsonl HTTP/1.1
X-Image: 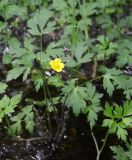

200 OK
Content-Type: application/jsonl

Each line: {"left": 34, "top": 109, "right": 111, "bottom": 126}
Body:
{"left": 45, "top": 81, "right": 59, "bottom": 127}
{"left": 97, "top": 131, "right": 109, "bottom": 160}
{"left": 71, "top": 1, "right": 77, "bottom": 55}
{"left": 91, "top": 130, "right": 99, "bottom": 153}
{"left": 40, "top": 34, "right": 52, "bottom": 134}
{"left": 76, "top": 65, "right": 80, "bottom": 86}
{"left": 83, "top": 0, "right": 89, "bottom": 39}
{"left": 55, "top": 94, "right": 69, "bottom": 141}
{"left": 80, "top": 75, "right": 104, "bottom": 87}
{"left": 42, "top": 73, "right": 51, "bottom": 131}
{"left": 92, "top": 56, "right": 98, "bottom": 78}
{"left": 85, "top": 28, "right": 89, "bottom": 39}
{"left": 89, "top": 75, "right": 104, "bottom": 82}
{"left": 41, "top": 34, "right": 43, "bottom": 52}
{"left": 3, "top": 6, "right": 8, "bottom": 43}
{"left": 91, "top": 130, "right": 109, "bottom": 160}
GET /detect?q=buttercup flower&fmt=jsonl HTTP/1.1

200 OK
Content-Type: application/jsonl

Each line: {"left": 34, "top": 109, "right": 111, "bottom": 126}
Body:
{"left": 50, "top": 58, "right": 64, "bottom": 72}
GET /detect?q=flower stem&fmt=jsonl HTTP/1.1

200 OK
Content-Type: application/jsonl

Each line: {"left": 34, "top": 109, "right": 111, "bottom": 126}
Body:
{"left": 40, "top": 34, "right": 52, "bottom": 134}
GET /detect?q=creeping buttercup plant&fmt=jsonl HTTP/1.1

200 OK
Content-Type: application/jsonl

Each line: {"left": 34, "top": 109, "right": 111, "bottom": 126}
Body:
{"left": 0, "top": 0, "right": 132, "bottom": 159}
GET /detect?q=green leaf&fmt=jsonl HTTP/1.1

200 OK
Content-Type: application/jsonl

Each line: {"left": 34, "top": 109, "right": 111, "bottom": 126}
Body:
{"left": 116, "top": 39, "right": 132, "bottom": 67}
{"left": 103, "top": 101, "right": 132, "bottom": 141}
{"left": 61, "top": 79, "right": 76, "bottom": 94}
{"left": 8, "top": 121, "right": 22, "bottom": 136}
{"left": 124, "top": 78, "right": 132, "bottom": 99}
{"left": 68, "top": 0, "right": 77, "bottom": 8}
{"left": 27, "top": 9, "right": 55, "bottom": 35}
{"left": 114, "top": 104, "right": 123, "bottom": 118}
{"left": 104, "top": 103, "right": 113, "bottom": 118}
{"left": 123, "top": 101, "right": 132, "bottom": 117}
{"left": 48, "top": 75, "right": 64, "bottom": 87}
{"left": 53, "top": 0, "right": 67, "bottom": 11}
{"left": 23, "top": 68, "right": 31, "bottom": 81}
{"left": 110, "top": 145, "right": 128, "bottom": 160}
{"left": 126, "top": 150, "right": 132, "bottom": 160}
{"left": 9, "top": 105, "right": 34, "bottom": 135}
{"left": 5, "top": 5, "right": 27, "bottom": 20}
{"left": 84, "top": 83, "right": 102, "bottom": 128}
{"left": 102, "top": 119, "right": 114, "bottom": 127}
{"left": 0, "top": 21, "right": 6, "bottom": 32}
{"left": 10, "top": 94, "right": 21, "bottom": 108}
{"left": 66, "top": 42, "right": 93, "bottom": 67}
{"left": 0, "top": 82, "right": 8, "bottom": 94}
{"left": 73, "top": 42, "right": 92, "bottom": 65}
{"left": 123, "top": 117, "right": 132, "bottom": 127}
{"left": 66, "top": 87, "right": 86, "bottom": 116}
{"left": 2, "top": 53, "right": 12, "bottom": 64}
{"left": 103, "top": 68, "right": 125, "bottom": 96}
{"left": 79, "top": 2, "right": 97, "bottom": 17}
{"left": 25, "top": 120, "right": 34, "bottom": 133}
{"left": 22, "top": 106, "right": 34, "bottom": 133}
{"left": 0, "top": 95, "right": 21, "bottom": 122}
{"left": 21, "top": 105, "right": 33, "bottom": 115}
{"left": 4, "top": 94, "right": 21, "bottom": 114}
{"left": 24, "top": 111, "right": 34, "bottom": 133}
{"left": 103, "top": 74, "right": 114, "bottom": 96}
{"left": 117, "top": 126, "right": 127, "bottom": 141}
{"left": 6, "top": 67, "right": 26, "bottom": 81}
{"left": 32, "top": 73, "right": 43, "bottom": 92}
{"left": 96, "top": 35, "right": 117, "bottom": 60}
{"left": 87, "top": 109, "right": 97, "bottom": 128}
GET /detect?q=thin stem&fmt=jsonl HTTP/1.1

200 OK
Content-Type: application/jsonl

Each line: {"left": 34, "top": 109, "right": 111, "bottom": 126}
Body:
{"left": 91, "top": 130, "right": 109, "bottom": 160}
{"left": 91, "top": 130, "right": 99, "bottom": 153}
{"left": 98, "top": 131, "right": 109, "bottom": 158}
{"left": 92, "top": 56, "right": 98, "bottom": 78}
{"left": 80, "top": 75, "right": 104, "bottom": 87}
{"left": 40, "top": 34, "right": 52, "bottom": 133}
{"left": 83, "top": 0, "right": 89, "bottom": 39}
{"left": 60, "top": 94, "right": 68, "bottom": 122}
{"left": 3, "top": 6, "right": 8, "bottom": 43}
{"left": 55, "top": 94, "right": 69, "bottom": 140}
{"left": 41, "top": 34, "right": 43, "bottom": 52}
{"left": 42, "top": 71, "right": 52, "bottom": 134}
{"left": 44, "top": 80, "right": 52, "bottom": 134}
{"left": 45, "top": 81, "right": 59, "bottom": 127}
{"left": 85, "top": 28, "right": 89, "bottom": 39}
{"left": 71, "top": 1, "right": 77, "bottom": 54}
{"left": 89, "top": 75, "right": 104, "bottom": 82}
{"left": 39, "top": 65, "right": 59, "bottom": 128}
{"left": 76, "top": 65, "right": 80, "bottom": 86}
{"left": 42, "top": 77, "right": 48, "bottom": 110}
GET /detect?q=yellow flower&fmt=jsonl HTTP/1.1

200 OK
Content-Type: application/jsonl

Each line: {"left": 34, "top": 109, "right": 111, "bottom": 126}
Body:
{"left": 50, "top": 58, "right": 64, "bottom": 72}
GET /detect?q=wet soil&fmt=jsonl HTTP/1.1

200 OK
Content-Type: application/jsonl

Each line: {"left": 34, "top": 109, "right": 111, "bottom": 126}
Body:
{"left": 0, "top": 116, "right": 114, "bottom": 160}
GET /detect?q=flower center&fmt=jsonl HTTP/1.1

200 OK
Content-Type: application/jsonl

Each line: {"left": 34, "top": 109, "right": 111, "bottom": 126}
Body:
{"left": 54, "top": 62, "right": 60, "bottom": 69}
